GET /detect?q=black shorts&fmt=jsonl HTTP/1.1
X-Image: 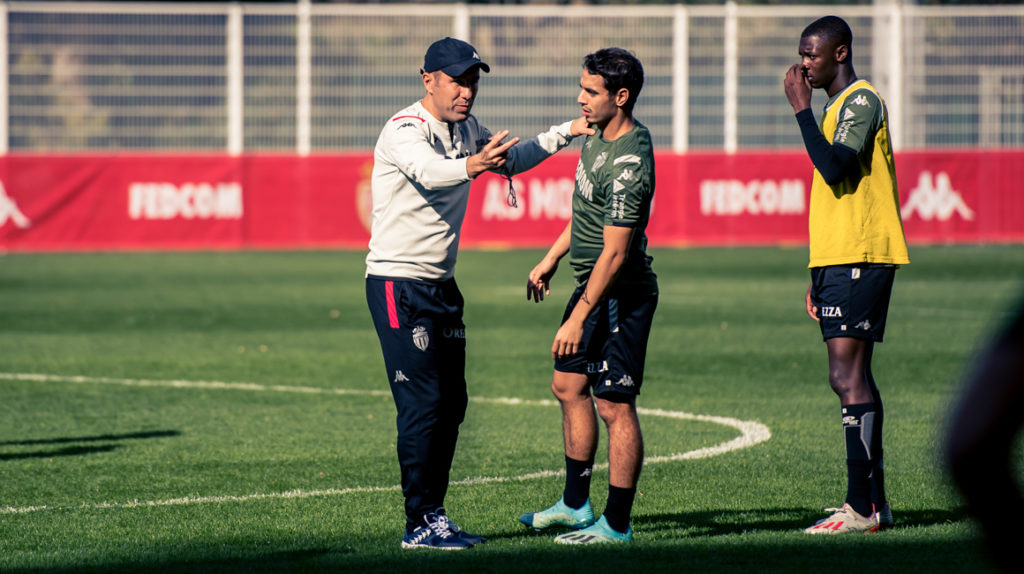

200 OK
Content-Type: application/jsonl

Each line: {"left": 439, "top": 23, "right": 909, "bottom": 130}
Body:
{"left": 554, "top": 287, "right": 658, "bottom": 400}
{"left": 810, "top": 264, "right": 897, "bottom": 342}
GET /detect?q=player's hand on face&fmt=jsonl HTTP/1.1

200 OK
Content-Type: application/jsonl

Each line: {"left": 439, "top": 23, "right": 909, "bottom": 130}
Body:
{"left": 784, "top": 63, "right": 812, "bottom": 112}
{"left": 805, "top": 282, "right": 820, "bottom": 321}
{"left": 570, "top": 116, "right": 596, "bottom": 137}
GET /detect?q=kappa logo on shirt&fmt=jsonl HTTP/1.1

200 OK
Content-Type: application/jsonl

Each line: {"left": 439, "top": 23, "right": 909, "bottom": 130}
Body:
{"left": 851, "top": 94, "right": 870, "bottom": 107}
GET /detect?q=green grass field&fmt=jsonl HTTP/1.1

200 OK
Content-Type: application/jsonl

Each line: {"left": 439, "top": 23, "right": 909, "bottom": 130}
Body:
{"left": 1, "top": 245, "right": 1021, "bottom": 573}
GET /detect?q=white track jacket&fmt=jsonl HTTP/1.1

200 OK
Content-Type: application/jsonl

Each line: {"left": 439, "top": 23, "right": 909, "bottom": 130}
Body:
{"left": 366, "top": 100, "right": 575, "bottom": 281}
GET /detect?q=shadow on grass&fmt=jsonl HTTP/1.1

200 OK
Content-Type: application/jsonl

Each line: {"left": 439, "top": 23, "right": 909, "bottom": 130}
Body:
{"left": 1, "top": 509, "right": 997, "bottom": 574}
{"left": 0, "top": 429, "right": 181, "bottom": 446}
{"left": 0, "top": 430, "right": 181, "bottom": 461}
{"left": 0, "top": 444, "right": 121, "bottom": 461}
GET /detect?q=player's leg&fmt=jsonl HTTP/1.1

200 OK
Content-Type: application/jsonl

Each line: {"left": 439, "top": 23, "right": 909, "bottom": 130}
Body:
{"left": 825, "top": 335, "right": 877, "bottom": 520}
{"left": 554, "top": 369, "right": 599, "bottom": 505}
{"left": 805, "top": 265, "right": 895, "bottom": 534}
{"left": 594, "top": 395, "right": 643, "bottom": 532}
{"left": 519, "top": 288, "right": 602, "bottom": 532}
{"left": 862, "top": 344, "right": 892, "bottom": 527}
{"left": 555, "top": 292, "right": 656, "bottom": 544}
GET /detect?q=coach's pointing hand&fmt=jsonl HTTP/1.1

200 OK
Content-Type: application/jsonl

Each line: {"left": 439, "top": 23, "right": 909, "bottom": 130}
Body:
{"left": 467, "top": 130, "right": 520, "bottom": 178}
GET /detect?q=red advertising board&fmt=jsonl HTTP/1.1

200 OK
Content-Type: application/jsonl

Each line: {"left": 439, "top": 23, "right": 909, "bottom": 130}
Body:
{"left": 1, "top": 151, "right": 1022, "bottom": 251}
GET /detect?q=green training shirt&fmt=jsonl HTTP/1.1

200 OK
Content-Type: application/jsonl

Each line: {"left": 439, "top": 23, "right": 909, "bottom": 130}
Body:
{"left": 569, "top": 121, "right": 658, "bottom": 294}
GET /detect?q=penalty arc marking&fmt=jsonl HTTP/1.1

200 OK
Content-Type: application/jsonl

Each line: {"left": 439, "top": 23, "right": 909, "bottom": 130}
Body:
{"left": 0, "top": 372, "right": 771, "bottom": 515}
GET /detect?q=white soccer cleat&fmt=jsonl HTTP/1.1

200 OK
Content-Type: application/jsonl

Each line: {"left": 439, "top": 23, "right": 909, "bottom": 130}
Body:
{"left": 804, "top": 503, "right": 878, "bottom": 534}
{"left": 870, "top": 501, "right": 894, "bottom": 532}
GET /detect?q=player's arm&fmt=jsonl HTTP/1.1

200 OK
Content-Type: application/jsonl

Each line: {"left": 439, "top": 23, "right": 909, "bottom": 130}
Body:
{"left": 527, "top": 222, "right": 571, "bottom": 303}
{"left": 552, "top": 225, "right": 633, "bottom": 359}
{"left": 783, "top": 64, "right": 860, "bottom": 185}
{"left": 794, "top": 110, "right": 859, "bottom": 185}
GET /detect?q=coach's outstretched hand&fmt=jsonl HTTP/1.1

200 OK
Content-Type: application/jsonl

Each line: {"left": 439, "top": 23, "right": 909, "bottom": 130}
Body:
{"left": 467, "top": 130, "right": 520, "bottom": 178}
{"left": 570, "top": 116, "right": 597, "bottom": 137}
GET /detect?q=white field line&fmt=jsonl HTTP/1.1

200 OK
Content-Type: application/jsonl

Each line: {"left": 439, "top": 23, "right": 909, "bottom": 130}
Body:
{"left": 0, "top": 372, "right": 771, "bottom": 515}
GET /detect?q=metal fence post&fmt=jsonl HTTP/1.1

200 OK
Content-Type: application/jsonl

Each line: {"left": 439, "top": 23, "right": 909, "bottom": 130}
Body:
{"left": 724, "top": 0, "right": 737, "bottom": 154}
{"left": 0, "top": 2, "right": 8, "bottom": 156}
{"left": 296, "top": 0, "right": 311, "bottom": 156}
{"left": 227, "top": 3, "right": 244, "bottom": 156}
{"left": 672, "top": 4, "right": 689, "bottom": 154}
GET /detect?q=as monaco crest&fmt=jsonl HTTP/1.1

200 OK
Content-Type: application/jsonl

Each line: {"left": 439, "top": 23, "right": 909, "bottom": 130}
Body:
{"left": 412, "top": 326, "right": 429, "bottom": 352}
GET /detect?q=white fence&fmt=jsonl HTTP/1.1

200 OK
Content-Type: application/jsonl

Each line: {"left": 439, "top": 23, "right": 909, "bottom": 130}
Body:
{"left": 1, "top": 1, "right": 1021, "bottom": 154}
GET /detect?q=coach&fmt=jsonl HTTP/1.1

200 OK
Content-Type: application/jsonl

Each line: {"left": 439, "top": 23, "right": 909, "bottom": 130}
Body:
{"left": 364, "top": 37, "right": 592, "bottom": 550}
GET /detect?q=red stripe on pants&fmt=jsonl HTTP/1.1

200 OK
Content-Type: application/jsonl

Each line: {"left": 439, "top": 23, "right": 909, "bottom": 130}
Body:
{"left": 385, "top": 280, "right": 400, "bottom": 329}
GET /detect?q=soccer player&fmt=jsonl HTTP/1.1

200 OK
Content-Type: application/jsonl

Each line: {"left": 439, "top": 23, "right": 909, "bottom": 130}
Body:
{"left": 783, "top": 16, "right": 909, "bottom": 534}
{"left": 365, "top": 37, "right": 593, "bottom": 551}
{"left": 519, "top": 47, "right": 657, "bottom": 545}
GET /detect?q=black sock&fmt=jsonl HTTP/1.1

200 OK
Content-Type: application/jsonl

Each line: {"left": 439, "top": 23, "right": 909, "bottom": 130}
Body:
{"left": 843, "top": 403, "right": 876, "bottom": 517}
{"left": 603, "top": 485, "right": 636, "bottom": 534}
{"left": 563, "top": 455, "right": 594, "bottom": 509}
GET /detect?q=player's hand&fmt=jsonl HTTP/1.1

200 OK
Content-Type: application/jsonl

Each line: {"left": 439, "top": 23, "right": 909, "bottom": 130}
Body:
{"left": 467, "top": 130, "right": 521, "bottom": 178}
{"left": 805, "top": 282, "right": 819, "bottom": 322}
{"left": 570, "top": 116, "right": 596, "bottom": 137}
{"left": 552, "top": 319, "right": 583, "bottom": 360}
{"left": 527, "top": 259, "right": 559, "bottom": 303}
{"left": 784, "top": 63, "right": 812, "bottom": 113}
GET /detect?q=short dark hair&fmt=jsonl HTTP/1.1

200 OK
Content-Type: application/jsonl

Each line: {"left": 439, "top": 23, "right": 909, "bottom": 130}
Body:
{"left": 801, "top": 15, "right": 853, "bottom": 52}
{"left": 583, "top": 48, "right": 644, "bottom": 114}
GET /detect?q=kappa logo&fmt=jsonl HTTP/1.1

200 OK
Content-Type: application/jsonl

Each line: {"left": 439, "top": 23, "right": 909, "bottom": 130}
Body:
{"left": 855, "top": 320, "right": 872, "bottom": 331}
{"left": 412, "top": 326, "right": 429, "bottom": 352}
{"left": 901, "top": 171, "right": 975, "bottom": 222}
{"left": 614, "top": 374, "right": 635, "bottom": 388}
{"left": 0, "top": 181, "right": 32, "bottom": 230}
{"left": 851, "top": 94, "right": 870, "bottom": 106}
{"left": 394, "top": 370, "right": 410, "bottom": 383}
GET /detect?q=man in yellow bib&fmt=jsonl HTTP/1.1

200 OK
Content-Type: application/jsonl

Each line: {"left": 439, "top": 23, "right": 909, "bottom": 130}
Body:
{"left": 784, "top": 15, "right": 909, "bottom": 535}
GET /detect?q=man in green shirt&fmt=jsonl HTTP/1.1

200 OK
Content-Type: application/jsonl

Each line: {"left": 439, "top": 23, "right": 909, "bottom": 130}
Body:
{"left": 519, "top": 47, "right": 658, "bottom": 544}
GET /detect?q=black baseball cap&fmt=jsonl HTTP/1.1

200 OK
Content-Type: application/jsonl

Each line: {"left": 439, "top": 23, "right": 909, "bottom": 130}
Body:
{"left": 423, "top": 37, "right": 490, "bottom": 77}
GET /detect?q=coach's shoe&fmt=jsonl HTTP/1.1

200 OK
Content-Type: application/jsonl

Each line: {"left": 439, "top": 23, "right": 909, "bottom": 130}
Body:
{"left": 519, "top": 496, "right": 595, "bottom": 531}
{"left": 554, "top": 515, "right": 632, "bottom": 544}
{"left": 869, "top": 501, "right": 894, "bottom": 532}
{"left": 401, "top": 512, "right": 473, "bottom": 550}
{"left": 804, "top": 503, "right": 878, "bottom": 534}
{"left": 434, "top": 507, "right": 487, "bottom": 545}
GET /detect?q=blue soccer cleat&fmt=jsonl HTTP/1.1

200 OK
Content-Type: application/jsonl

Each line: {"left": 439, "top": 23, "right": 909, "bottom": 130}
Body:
{"left": 401, "top": 512, "right": 474, "bottom": 550}
{"left": 554, "top": 515, "right": 632, "bottom": 544}
{"left": 519, "top": 497, "right": 595, "bottom": 531}
{"left": 434, "top": 507, "right": 487, "bottom": 545}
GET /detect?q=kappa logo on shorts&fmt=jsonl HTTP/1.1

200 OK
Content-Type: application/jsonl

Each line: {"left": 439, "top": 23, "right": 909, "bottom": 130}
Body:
{"left": 412, "top": 326, "right": 429, "bottom": 352}
{"left": 394, "top": 370, "right": 410, "bottom": 383}
{"left": 855, "top": 320, "right": 871, "bottom": 331}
